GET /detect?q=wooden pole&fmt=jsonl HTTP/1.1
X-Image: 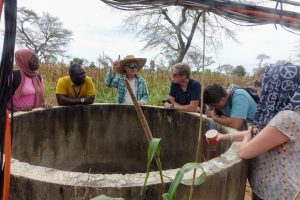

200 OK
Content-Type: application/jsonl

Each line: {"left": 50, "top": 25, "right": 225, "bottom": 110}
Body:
{"left": 124, "top": 79, "right": 153, "bottom": 142}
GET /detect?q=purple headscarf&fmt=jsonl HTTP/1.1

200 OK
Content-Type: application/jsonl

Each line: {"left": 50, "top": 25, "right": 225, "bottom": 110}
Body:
{"left": 253, "top": 63, "right": 300, "bottom": 133}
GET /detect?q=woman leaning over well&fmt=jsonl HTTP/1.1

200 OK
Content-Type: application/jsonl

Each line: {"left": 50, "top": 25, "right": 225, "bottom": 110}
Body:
{"left": 216, "top": 63, "right": 300, "bottom": 200}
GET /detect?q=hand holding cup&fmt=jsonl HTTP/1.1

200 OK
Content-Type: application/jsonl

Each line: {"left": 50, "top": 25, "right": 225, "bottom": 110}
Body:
{"left": 205, "top": 129, "right": 219, "bottom": 145}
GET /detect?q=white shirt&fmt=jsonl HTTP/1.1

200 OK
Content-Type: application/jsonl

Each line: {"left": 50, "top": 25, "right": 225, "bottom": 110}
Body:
{"left": 123, "top": 78, "right": 136, "bottom": 104}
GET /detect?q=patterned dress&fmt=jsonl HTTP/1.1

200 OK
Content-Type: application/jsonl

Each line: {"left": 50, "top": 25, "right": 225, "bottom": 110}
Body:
{"left": 251, "top": 63, "right": 300, "bottom": 200}
{"left": 249, "top": 110, "right": 300, "bottom": 200}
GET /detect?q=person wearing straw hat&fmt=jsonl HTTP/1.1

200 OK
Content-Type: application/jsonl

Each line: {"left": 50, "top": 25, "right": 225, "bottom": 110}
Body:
{"left": 105, "top": 55, "right": 149, "bottom": 105}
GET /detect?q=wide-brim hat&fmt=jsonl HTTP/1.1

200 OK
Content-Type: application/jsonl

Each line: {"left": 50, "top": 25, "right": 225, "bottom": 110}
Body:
{"left": 117, "top": 55, "right": 147, "bottom": 74}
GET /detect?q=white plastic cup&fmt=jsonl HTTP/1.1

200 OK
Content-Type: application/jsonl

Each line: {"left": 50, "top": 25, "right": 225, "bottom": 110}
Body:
{"left": 205, "top": 129, "right": 219, "bottom": 145}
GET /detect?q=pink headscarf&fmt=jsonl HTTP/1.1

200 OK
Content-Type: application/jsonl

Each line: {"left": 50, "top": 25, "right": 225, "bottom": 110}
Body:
{"left": 14, "top": 49, "right": 45, "bottom": 108}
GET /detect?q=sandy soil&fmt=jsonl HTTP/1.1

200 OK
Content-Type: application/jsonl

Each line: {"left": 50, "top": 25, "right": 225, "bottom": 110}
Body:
{"left": 244, "top": 181, "right": 252, "bottom": 200}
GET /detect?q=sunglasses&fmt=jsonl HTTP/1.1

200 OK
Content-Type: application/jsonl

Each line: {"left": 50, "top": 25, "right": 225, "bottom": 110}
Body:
{"left": 127, "top": 63, "right": 139, "bottom": 69}
{"left": 172, "top": 73, "right": 182, "bottom": 77}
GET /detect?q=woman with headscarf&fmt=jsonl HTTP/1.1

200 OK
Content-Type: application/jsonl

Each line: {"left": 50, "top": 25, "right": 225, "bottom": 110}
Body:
{"left": 7, "top": 49, "right": 51, "bottom": 111}
{"left": 216, "top": 63, "right": 300, "bottom": 200}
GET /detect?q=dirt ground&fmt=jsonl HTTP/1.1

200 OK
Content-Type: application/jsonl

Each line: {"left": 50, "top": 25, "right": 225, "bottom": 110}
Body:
{"left": 244, "top": 181, "right": 252, "bottom": 200}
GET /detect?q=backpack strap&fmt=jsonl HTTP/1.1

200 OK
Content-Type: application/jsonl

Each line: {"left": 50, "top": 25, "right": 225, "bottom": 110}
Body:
{"left": 228, "top": 89, "right": 234, "bottom": 108}
{"left": 37, "top": 74, "right": 42, "bottom": 81}
{"left": 12, "top": 70, "right": 21, "bottom": 94}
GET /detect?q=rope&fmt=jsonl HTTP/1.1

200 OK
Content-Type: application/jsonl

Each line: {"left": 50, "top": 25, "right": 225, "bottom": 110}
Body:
{"left": 0, "top": 0, "right": 17, "bottom": 198}
{"left": 188, "top": 11, "right": 206, "bottom": 200}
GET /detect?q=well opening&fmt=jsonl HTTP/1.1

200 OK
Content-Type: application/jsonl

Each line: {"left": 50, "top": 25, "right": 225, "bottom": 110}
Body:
{"left": 11, "top": 104, "right": 247, "bottom": 200}
{"left": 12, "top": 104, "right": 230, "bottom": 174}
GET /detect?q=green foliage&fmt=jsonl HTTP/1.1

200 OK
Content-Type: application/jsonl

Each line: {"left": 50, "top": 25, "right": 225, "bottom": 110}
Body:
{"left": 89, "top": 62, "right": 96, "bottom": 68}
{"left": 150, "top": 60, "right": 155, "bottom": 71}
{"left": 162, "top": 162, "right": 206, "bottom": 200}
{"left": 232, "top": 65, "right": 246, "bottom": 77}
{"left": 71, "top": 57, "right": 89, "bottom": 66}
{"left": 141, "top": 138, "right": 164, "bottom": 197}
{"left": 204, "top": 69, "right": 211, "bottom": 75}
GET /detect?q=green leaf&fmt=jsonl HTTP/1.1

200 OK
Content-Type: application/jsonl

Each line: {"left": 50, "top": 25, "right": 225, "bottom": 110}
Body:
{"left": 90, "top": 195, "right": 125, "bottom": 200}
{"left": 162, "top": 162, "right": 206, "bottom": 200}
{"left": 141, "top": 138, "right": 163, "bottom": 197}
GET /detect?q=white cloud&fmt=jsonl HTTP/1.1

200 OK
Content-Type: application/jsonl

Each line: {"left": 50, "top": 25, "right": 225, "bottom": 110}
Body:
{"left": 1, "top": 0, "right": 299, "bottom": 72}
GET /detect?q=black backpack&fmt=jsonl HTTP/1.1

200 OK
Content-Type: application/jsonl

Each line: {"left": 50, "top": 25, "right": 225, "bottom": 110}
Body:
{"left": 242, "top": 87, "right": 260, "bottom": 103}
{"left": 12, "top": 70, "right": 42, "bottom": 94}
{"left": 228, "top": 86, "right": 260, "bottom": 108}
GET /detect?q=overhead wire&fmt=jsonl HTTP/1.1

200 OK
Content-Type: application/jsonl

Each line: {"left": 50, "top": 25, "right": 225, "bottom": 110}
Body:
{"left": 100, "top": 0, "right": 300, "bottom": 33}
{"left": 0, "top": 0, "right": 17, "bottom": 198}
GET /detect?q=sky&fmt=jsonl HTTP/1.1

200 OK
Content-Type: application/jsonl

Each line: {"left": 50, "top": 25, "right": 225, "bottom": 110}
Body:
{"left": 1, "top": 0, "right": 300, "bottom": 73}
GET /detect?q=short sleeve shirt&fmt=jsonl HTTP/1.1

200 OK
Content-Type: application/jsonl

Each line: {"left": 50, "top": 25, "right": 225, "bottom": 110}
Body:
{"left": 221, "top": 89, "right": 257, "bottom": 123}
{"left": 169, "top": 79, "right": 201, "bottom": 105}
{"left": 55, "top": 76, "right": 96, "bottom": 98}
{"left": 249, "top": 110, "right": 300, "bottom": 200}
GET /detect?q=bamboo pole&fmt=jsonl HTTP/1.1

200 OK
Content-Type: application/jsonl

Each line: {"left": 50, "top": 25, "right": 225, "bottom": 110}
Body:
{"left": 189, "top": 11, "right": 206, "bottom": 200}
{"left": 124, "top": 78, "right": 164, "bottom": 190}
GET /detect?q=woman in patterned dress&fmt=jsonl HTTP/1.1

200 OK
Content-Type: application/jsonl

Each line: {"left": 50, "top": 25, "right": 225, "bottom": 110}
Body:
{"left": 217, "top": 63, "right": 300, "bottom": 200}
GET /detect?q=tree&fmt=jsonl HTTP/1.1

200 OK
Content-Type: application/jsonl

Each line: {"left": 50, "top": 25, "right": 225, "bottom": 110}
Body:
{"left": 123, "top": 7, "right": 237, "bottom": 64}
{"left": 186, "top": 50, "right": 214, "bottom": 72}
{"left": 71, "top": 57, "right": 89, "bottom": 66}
{"left": 232, "top": 65, "right": 246, "bottom": 77}
{"left": 97, "top": 52, "right": 113, "bottom": 68}
{"left": 16, "top": 7, "right": 73, "bottom": 62}
{"left": 256, "top": 54, "right": 270, "bottom": 68}
{"left": 89, "top": 62, "right": 96, "bottom": 68}
{"left": 218, "top": 64, "right": 234, "bottom": 75}
{"left": 204, "top": 68, "right": 211, "bottom": 75}
{"left": 149, "top": 60, "right": 155, "bottom": 71}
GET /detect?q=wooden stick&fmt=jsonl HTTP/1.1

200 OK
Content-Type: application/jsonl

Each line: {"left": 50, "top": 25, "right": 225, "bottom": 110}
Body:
{"left": 124, "top": 79, "right": 153, "bottom": 142}
{"left": 294, "top": 190, "right": 300, "bottom": 200}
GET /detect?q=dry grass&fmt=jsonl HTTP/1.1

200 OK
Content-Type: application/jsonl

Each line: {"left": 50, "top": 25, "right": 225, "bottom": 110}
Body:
{"left": 39, "top": 63, "right": 253, "bottom": 106}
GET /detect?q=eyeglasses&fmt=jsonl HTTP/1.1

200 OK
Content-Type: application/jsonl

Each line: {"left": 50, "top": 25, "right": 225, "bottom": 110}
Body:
{"left": 127, "top": 63, "right": 139, "bottom": 69}
{"left": 172, "top": 73, "right": 182, "bottom": 77}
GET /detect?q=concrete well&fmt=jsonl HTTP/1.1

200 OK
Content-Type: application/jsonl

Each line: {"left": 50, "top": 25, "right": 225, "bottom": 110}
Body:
{"left": 10, "top": 104, "right": 247, "bottom": 200}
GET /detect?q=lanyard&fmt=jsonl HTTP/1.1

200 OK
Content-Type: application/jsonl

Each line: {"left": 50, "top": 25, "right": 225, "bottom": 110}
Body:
{"left": 72, "top": 85, "right": 82, "bottom": 98}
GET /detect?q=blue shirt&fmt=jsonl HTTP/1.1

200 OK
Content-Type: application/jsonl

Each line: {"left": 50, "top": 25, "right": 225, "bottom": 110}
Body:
{"left": 221, "top": 88, "right": 257, "bottom": 123}
{"left": 105, "top": 70, "right": 149, "bottom": 104}
{"left": 169, "top": 79, "right": 201, "bottom": 105}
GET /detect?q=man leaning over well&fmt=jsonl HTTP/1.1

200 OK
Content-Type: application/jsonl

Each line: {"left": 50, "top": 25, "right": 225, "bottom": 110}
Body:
{"left": 55, "top": 63, "right": 96, "bottom": 106}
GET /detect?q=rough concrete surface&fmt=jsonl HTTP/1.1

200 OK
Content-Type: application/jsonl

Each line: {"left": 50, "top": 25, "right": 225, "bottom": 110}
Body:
{"left": 10, "top": 104, "right": 247, "bottom": 200}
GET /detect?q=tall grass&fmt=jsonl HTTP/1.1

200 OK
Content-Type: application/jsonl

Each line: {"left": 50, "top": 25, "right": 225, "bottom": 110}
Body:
{"left": 38, "top": 63, "right": 253, "bottom": 105}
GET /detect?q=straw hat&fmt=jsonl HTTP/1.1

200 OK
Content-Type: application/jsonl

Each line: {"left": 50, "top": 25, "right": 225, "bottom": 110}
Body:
{"left": 117, "top": 55, "right": 147, "bottom": 74}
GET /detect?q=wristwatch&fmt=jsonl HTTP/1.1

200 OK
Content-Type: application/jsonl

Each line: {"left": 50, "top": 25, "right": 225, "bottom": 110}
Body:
{"left": 80, "top": 98, "right": 85, "bottom": 104}
{"left": 170, "top": 104, "right": 175, "bottom": 110}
